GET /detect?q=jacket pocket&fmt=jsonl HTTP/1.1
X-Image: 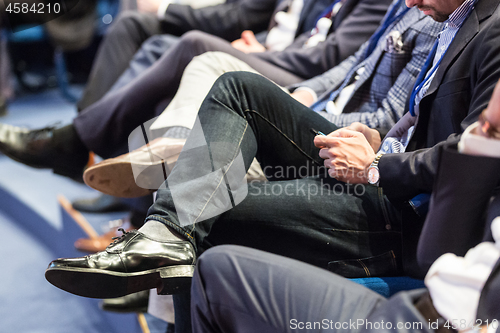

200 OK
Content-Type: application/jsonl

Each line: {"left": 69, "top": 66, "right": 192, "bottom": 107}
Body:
{"left": 327, "top": 250, "right": 399, "bottom": 278}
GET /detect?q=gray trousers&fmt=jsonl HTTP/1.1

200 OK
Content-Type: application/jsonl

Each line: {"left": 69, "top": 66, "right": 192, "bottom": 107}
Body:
{"left": 192, "top": 245, "right": 433, "bottom": 333}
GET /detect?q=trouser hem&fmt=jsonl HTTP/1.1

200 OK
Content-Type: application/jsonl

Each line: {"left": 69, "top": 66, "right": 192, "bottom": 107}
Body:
{"left": 145, "top": 215, "right": 197, "bottom": 250}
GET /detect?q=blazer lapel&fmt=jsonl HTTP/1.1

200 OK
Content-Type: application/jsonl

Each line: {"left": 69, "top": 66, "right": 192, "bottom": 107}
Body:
{"left": 296, "top": 0, "right": 317, "bottom": 35}
{"left": 332, "top": 0, "right": 358, "bottom": 30}
{"left": 424, "top": 13, "right": 479, "bottom": 97}
{"left": 267, "top": 0, "right": 291, "bottom": 31}
{"left": 422, "top": 0, "right": 499, "bottom": 98}
{"left": 355, "top": 9, "right": 426, "bottom": 88}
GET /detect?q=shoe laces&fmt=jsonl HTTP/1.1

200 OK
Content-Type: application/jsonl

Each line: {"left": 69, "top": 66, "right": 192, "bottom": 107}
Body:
{"left": 110, "top": 228, "right": 129, "bottom": 246}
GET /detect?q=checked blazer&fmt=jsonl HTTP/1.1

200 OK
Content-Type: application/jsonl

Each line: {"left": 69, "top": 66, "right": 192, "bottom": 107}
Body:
{"left": 294, "top": 0, "right": 443, "bottom": 130}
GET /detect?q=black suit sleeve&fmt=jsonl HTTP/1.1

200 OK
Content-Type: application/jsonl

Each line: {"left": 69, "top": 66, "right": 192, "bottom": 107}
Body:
{"left": 416, "top": 144, "right": 500, "bottom": 272}
{"left": 159, "top": 0, "right": 278, "bottom": 41}
{"left": 378, "top": 136, "right": 458, "bottom": 202}
{"left": 254, "top": 0, "right": 392, "bottom": 79}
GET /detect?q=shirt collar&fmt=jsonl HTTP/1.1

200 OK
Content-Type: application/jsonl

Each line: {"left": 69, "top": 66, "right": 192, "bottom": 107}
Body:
{"left": 446, "top": 0, "right": 477, "bottom": 28}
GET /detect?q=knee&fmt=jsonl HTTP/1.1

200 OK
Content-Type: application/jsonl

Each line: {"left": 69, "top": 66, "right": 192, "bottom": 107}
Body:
{"left": 197, "top": 245, "right": 234, "bottom": 275}
{"left": 214, "top": 71, "right": 264, "bottom": 92}
{"left": 178, "top": 30, "right": 217, "bottom": 54}
{"left": 197, "top": 245, "right": 248, "bottom": 279}
{"left": 181, "top": 30, "right": 209, "bottom": 44}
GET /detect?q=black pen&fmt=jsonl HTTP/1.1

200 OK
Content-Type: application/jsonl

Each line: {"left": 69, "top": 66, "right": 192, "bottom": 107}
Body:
{"left": 310, "top": 128, "right": 326, "bottom": 136}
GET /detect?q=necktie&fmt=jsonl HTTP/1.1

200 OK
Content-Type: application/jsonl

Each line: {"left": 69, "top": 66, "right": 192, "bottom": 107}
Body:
{"left": 408, "top": 40, "right": 438, "bottom": 116}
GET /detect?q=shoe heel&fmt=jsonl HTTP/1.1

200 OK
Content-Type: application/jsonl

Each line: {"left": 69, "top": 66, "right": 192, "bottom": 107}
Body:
{"left": 157, "top": 265, "right": 195, "bottom": 295}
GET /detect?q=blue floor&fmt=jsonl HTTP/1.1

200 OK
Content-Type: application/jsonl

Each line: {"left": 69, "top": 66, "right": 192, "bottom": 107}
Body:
{"left": 0, "top": 89, "right": 168, "bottom": 333}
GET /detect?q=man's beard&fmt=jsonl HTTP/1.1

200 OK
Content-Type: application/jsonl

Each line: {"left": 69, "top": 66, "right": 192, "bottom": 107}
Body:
{"left": 418, "top": 6, "right": 449, "bottom": 22}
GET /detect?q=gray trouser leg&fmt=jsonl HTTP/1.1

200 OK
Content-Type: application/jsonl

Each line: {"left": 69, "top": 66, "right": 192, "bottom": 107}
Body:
{"left": 191, "top": 245, "right": 387, "bottom": 333}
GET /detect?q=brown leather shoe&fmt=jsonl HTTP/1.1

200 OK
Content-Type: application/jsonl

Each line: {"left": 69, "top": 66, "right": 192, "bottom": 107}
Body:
{"left": 83, "top": 137, "right": 185, "bottom": 198}
{"left": 74, "top": 223, "right": 137, "bottom": 253}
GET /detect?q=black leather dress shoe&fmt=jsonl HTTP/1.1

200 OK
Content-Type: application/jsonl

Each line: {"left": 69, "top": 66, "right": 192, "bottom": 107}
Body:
{"left": 100, "top": 290, "right": 149, "bottom": 313}
{"left": 45, "top": 230, "right": 196, "bottom": 299}
{"left": 0, "top": 123, "right": 88, "bottom": 179}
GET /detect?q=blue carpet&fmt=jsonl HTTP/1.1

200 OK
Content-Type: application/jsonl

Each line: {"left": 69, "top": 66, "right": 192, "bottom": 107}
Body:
{"left": 0, "top": 89, "right": 168, "bottom": 333}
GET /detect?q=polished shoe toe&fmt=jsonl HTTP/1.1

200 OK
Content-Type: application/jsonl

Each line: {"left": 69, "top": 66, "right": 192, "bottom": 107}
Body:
{"left": 45, "top": 230, "right": 196, "bottom": 298}
{"left": 0, "top": 123, "right": 88, "bottom": 179}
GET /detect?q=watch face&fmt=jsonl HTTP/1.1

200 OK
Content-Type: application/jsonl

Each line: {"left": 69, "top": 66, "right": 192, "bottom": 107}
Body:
{"left": 368, "top": 167, "right": 379, "bottom": 184}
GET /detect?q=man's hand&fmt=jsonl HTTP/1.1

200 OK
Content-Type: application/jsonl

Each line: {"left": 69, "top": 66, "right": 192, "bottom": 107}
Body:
{"left": 314, "top": 129, "right": 376, "bottom": 183}
{"left": 231, "top": 31, "right": 266, "bottom": 53}
{"left": 290, "top": 90, "right": 315, "bottom": 107}
{"left": 344, "top": 122, "right": 382, "bottom": 152}
{"left": 137, "top": 0, "right": 164, "bottom": 13}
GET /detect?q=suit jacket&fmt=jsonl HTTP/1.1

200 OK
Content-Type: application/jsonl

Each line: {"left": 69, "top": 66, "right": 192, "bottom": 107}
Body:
{"left": 255, "top": 0, "right": 393, "bottom": 80}
{"left": 159, "top": 0, "right": 279, "bottom": 41}
{"left": 417, "top": 144, "right": 500, "bottom": 320}
{"left": 415, "top": 144, "right": 500, "bottom": 275}
{"left": 151, "top": 0, "right": 392, "bottom": 85}
{"left": 159, "top": 0, "right": 335, "bottom": 43}
{"left": 292, "top": 1, "right": 444, "bottom": 130}
{"left": 379, "top": 0, "right": 500, "bottom": 203}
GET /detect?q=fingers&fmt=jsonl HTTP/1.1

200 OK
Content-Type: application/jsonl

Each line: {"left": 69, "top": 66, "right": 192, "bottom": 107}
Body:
{"left": 329, "top": 128, "right": 360, "bottom": 138}
{"left": 344, "top": 122, "right": 366, "bottom": 133}
{"left": 314, "top": 135, "right": 337, "bottom": 148}
{"left": 314, "top": 129, "right": 361, "bottom": 148}
{"left": 318, "top": 147, "right": 333, "bottom": 160}
{"left": 241, "top": 30, "right": 257, "bottom": 44}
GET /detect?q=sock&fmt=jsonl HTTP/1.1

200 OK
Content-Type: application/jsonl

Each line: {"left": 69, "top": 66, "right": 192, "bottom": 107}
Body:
{"left": 53, "top": 124, "right": 89, "bottom": 164}
{"left": 139, "top": 220, "right": 185, "bottom": 241}
{"left": 163, "top": 126, "right": 191, "bottom": 139}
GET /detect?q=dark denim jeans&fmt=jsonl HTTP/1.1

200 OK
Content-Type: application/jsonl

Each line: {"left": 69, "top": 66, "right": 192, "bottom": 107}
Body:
{"left": 147, "top": 72, "right": 402, "bottom": 275}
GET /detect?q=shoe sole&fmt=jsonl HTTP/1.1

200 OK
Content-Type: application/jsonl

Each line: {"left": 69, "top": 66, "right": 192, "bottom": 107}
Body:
{"left": 84, "top": 161, "right": 155, "bottom": 198}
{"left": 83, "top": 155, "right": 179, "bottom": 198}
{"left": 100, "top": 304, "right": 149, "bottom": 313}
{"left": 100, "top": 303, "right": 149, "bottom": 313}
{"left": 45, "top": 265, "right": 195, "bottom": 299}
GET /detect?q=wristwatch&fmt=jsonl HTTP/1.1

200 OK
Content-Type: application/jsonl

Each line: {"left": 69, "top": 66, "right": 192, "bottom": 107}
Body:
{"left": 367, "top": 153, "right": 383, "bottom": 186}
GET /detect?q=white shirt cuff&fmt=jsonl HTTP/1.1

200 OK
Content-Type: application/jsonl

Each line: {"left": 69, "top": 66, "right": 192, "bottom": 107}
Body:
{"left": 458, "top": 122, "right": 500, "bottom": 158}
{"left": 293, "top": 87, "right": 318, "bottom": 103}
{"left": 157, "top": 0, "right": 172, "bottom": 17}
{"left": 425, "top": 219, "right": 500, "bottom": 328}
